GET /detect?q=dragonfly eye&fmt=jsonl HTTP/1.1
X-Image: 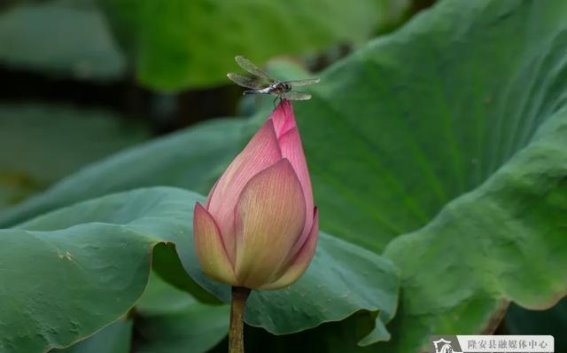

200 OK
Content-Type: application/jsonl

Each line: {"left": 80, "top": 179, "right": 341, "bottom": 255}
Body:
{"left": 284, "top": 82, "right": 292, "bottom": 90}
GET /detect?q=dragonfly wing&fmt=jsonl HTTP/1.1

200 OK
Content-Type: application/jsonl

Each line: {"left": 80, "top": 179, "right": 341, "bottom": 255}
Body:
{"left": 286, "top": 78, "right": 320, "bottom": 87}
{"left": 235, "top": 56, "right": 272, "bottom": 81}
{"left": 280, "top": 91, "right": 312, "bottom": 101}
{"left": 227, "top": 73, "right": 268, "bottom": 89}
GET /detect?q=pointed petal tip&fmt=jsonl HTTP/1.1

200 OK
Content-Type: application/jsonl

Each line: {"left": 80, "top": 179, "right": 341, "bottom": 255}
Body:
{"left": 271, "top": 99, "right": 297, "bottom": 137}
{"left": 193, "top": 202, "right": 206, "bottom": 216}
{"left": 278, "top": 99, "right": 292, "bottom": 110}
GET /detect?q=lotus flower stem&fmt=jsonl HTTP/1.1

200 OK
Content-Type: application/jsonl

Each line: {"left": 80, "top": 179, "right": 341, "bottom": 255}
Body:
{"left": 229, "top": 286, "right": 251, "bottom": 353}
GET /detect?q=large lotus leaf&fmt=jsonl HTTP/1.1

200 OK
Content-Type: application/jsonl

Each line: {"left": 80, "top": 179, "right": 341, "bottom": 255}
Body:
{"left": 0, "top": 118, "right": 244, "bottom": 226}
{"left": 381, "top": 107, "right": 567, "bottom": 352}
{"left": 0, "top": 104, "right": 148, "bottom": 210}
{"left": 1, "top": 187, "right": 398, "bottom": 352}
{"left": 0, "top": 0, "right": 125, "bottom": 80}
{"left": 98, "top": 0, "right": 388, "bottom": 90}
{"left": 0, "top": 187, "right": 213, "bottom": 353}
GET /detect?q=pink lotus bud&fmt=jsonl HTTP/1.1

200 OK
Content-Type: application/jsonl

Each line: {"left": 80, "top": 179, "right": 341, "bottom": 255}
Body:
{"left": 193, "top": 100, "right": 318, "bottom": 290}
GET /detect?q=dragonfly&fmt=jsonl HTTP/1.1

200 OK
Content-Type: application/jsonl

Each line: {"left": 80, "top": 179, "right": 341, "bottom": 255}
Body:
{"left": 227, "top": 55, "right": 320, "bottom": 101}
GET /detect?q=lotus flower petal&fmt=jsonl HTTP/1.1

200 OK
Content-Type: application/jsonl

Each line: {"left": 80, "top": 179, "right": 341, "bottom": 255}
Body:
{"left": 234, "top": 159, "right": 306, "bottom": 288}
{"left": 270, "top": 101, "right": 314, "bottom": 245}
{"left": 262, "top": 209, "right": 319, "bottom": 289}
{"left": 206, "top": 120, "right": 282, "bottom": 261}
{"left": 193, "top": 203, "right": 236, "bottom": 284}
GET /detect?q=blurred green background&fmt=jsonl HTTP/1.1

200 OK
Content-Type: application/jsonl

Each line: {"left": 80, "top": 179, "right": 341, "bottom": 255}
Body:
{"left": 0, "top": 0, "right": 421, "bottom": 202}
